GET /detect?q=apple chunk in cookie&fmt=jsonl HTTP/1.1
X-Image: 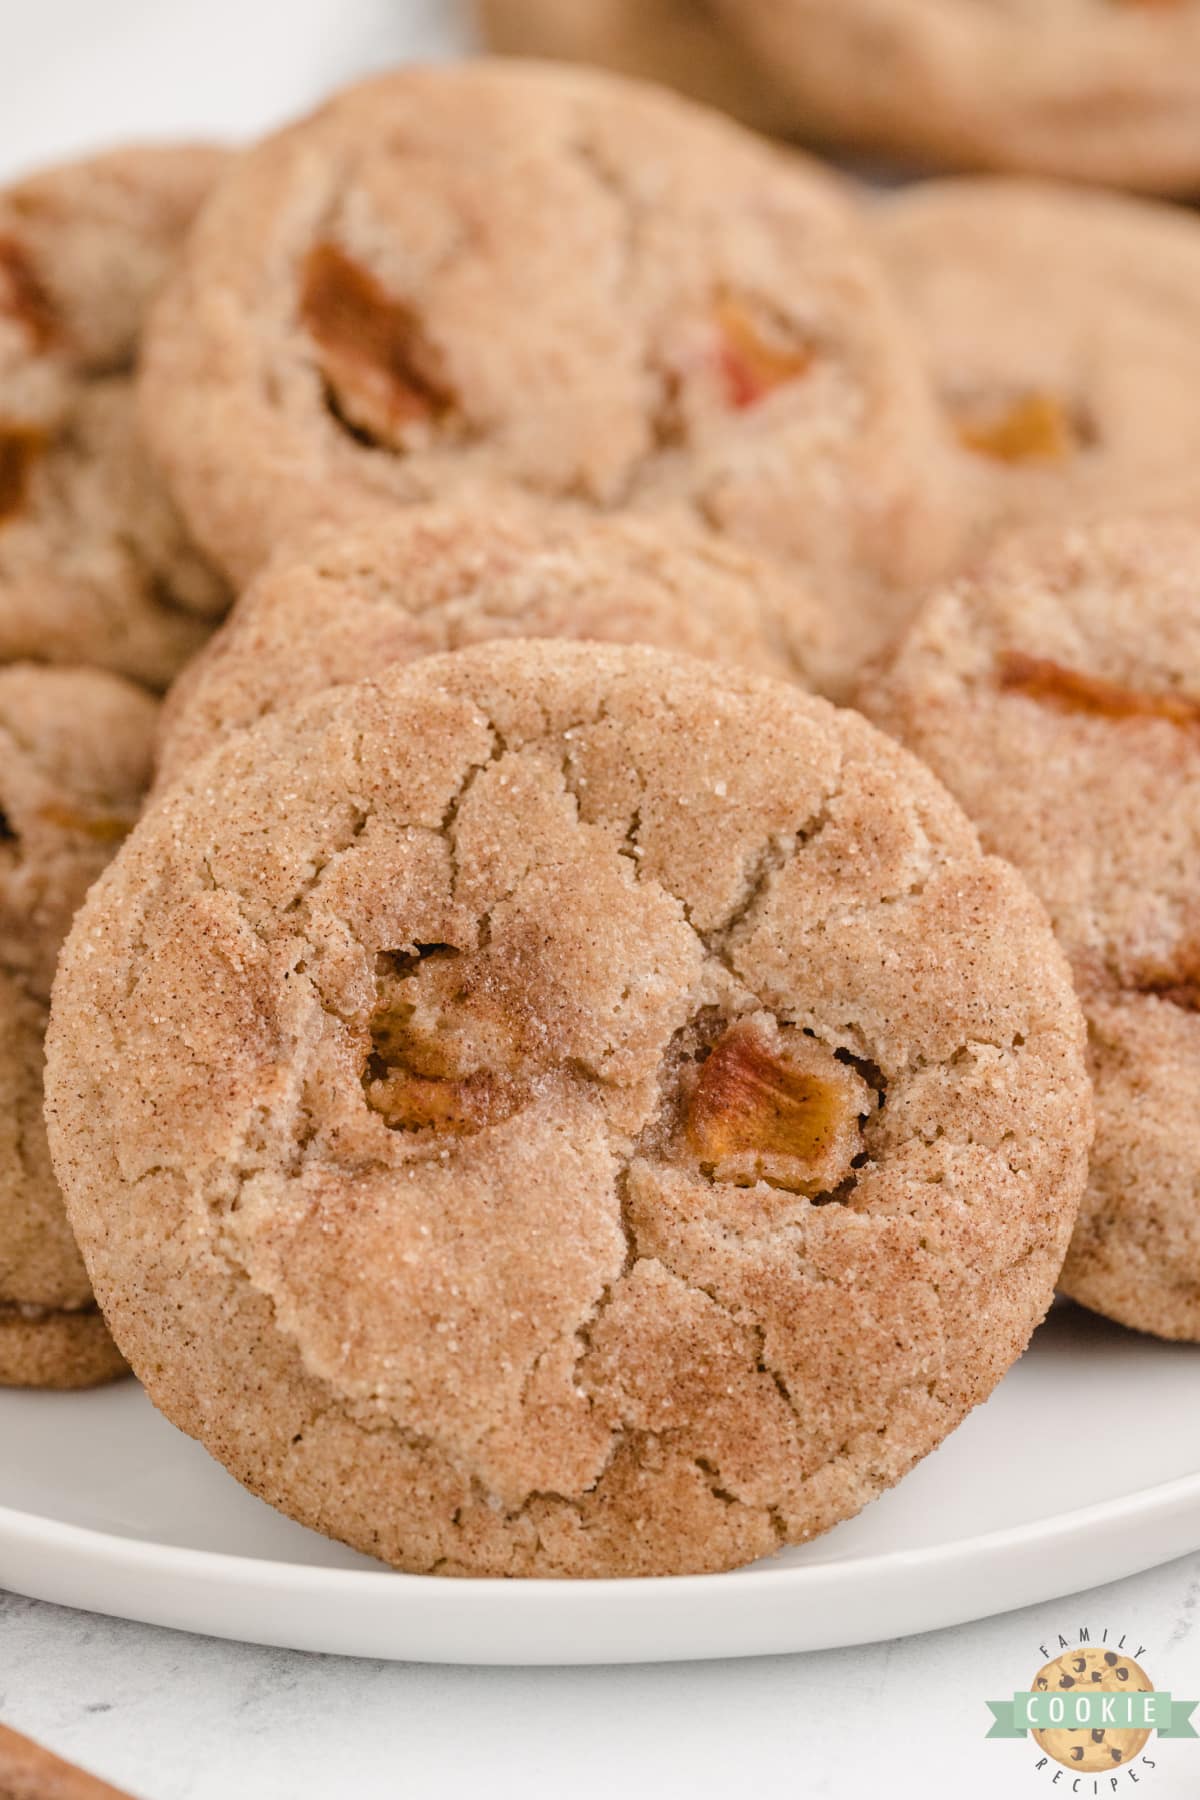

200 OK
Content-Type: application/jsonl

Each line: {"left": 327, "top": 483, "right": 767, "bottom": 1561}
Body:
{"left": 682, "top": 1017, "right": 869, "bottom": 1195}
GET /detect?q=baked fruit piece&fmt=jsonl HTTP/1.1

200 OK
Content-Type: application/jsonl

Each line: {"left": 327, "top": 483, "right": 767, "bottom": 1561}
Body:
{"left": 138, "top": 61, "right": 962, "bottom": 697}
{"left": 714, "top": 0, "right": 1200, "bottom": 196}
{"left": 154, "top": 504, "right": 833, "bottom": 789}
{"left": 864, "top": 516, "right": 1200, "bottom": 1340}
{"left": 0, "top": 663, "right": 158, "bottom": 1386}
{"left": 473, "top": 0, "right": 798, "bottom": 140}
{"left": 46, "top": 640, "right": 1090, "bottom": 1574}
{"left": 873, "top": 179, "right": 1200, "bottom": 553}
{"left": 0, "top": 145, "right": 229, "bottom": 688}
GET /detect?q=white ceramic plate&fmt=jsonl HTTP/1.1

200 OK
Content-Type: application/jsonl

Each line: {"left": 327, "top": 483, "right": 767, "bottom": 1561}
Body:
{"left": 1, "top": 1302, "right": 1198, "bottom": 1665}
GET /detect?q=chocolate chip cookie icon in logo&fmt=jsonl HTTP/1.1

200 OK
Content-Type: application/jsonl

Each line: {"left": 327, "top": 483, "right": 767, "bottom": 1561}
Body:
{"left": 985, "top": 1632, "right": 1198, "bottom": 1782}
{"left": 1030, "top": 1647, "right": 1154, "bottom": 1774}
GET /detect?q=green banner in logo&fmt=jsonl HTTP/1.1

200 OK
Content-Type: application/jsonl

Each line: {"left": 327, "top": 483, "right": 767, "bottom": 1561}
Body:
{"left": 986, "top": 1691, "right": 1198, "bottom": 1739}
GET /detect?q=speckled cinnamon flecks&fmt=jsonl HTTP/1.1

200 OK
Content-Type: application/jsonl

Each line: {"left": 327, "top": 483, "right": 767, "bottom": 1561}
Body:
{"left": 154, "top": 504, "right": 832, "bottom": 790}
{"left": 864, "top": 515, "right": 1200, "bottom": 1339}
{"left": 0, "top": 662, "right": 157, "bottom": 1387}
{"left": 47, "top": 640, "right": 1089, "bottom": 1574}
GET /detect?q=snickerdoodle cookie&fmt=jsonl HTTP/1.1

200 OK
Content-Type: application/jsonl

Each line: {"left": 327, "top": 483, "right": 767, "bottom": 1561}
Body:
{"left": 716, "top": 0, "right": 1200, "bottom": 195}
{"left": 47, "top": 640, "right": 1089, "bottom": 1574}
{"left": 474, "top": 0, "right": 797, "bottom": 139}
{"left": 874, "top": 179, "right": 1200, "bottom": 549}
{"left": 154, "top": 506, "right": 830, "bottom": 789}
{"left": 864, "top": 516, "right": 1200, "bottom": 1340}
{"left": 0, "top": 972, "right": 125, "bottom": 1387}
{"left": 0, "top": 145, "right": 229, "bottom": 687}
{"left": 1, "top": 662, "right": 157, "bottom": 1387}
{"left": 138, "top": 62, "right": 961, "bottom": 693}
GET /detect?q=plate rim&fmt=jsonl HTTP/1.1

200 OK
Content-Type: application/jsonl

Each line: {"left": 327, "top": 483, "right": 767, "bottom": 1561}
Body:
{"left": 4, "top": 1461, "right": 1200, "bottom": 1600}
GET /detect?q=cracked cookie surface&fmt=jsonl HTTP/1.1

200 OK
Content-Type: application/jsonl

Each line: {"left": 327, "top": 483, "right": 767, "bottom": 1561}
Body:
{"left": 874, "top": 179, "right": 1200, "bottom": 552}
{"left": 0, "top": 663, "right": 156, "bottom": 1387}
{"left": 864, "top": 515, "right": 1200, "bottom": 1339}
{"left": 0, "top": 145, "right": 229, "bottom": 687}
{"left": 138, "top": 61, "right": 960, "bottom": 697}
{"left": 46, "top": 640, "right": 1088, "bottom": 1573}
{"left": 716, "top": 0, "right": 1200, "bottom": 195}
{"left": 154, "top": 505, "right": 831, "bottom": 790}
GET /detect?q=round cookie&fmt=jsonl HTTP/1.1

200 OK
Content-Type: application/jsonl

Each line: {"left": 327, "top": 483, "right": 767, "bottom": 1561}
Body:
{"left": 864, "top": 516, "right": 1200, "bottom": 1340}
{"left": 714, "top": 0, "right": 1200, "bottom": 195}
{"left": 1031, "top": 1647, "right": 1153, "bottom": 1774}
{"left": 0, "top": 663, "right": 156, "bottom": 1387}
{"left": 46, "top": 639, "right": 1089, "bottom": 1576}
{"left": 873, "top": 179, "right": 1200, "bottom": 550}
{"left": 138, "top": 61, "right": 962, "bottom": 694}
{"left": 154, "top": 505, "right": 832, "bottom": 789}
{"left": 1, "top": 145, "right": 229, "bottom": 688}
{"left": 474, "top": 0, "right": 799, "bottom": 140}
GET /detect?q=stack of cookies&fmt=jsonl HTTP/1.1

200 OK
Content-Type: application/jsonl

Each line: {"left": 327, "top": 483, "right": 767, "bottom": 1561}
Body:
{"left": 0, "top": 56, "right": 1194, "bottom": 1580}
{"left": 0, "top": 147, "right": 226, "bottom": 1385}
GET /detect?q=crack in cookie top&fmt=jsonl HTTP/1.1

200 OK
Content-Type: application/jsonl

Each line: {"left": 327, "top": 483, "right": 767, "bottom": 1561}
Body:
{"left": 137, "top": 62, "right": 960, "bottom": 689}
{"left": 0, "top": 146, "right": 230, "bottom": 687}
{"left": 864, "top": 515, "right": 1200, "bottom": 1339}
{"left": 874, "top": 179, "right": 1200, "bottom": 548}
{"left": 46, "top": 641, "right": 1089, "bottom": 1576}
{"left": 714, "top": 0, "right": 1200, "bottom": 194}
{"left": 153, "top": 504, "right": 833, "bottom": 790}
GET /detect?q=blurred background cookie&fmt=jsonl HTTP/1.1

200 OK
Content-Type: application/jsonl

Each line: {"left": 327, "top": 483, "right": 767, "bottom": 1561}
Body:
{"left": 864, "top": 515, "right": 1200, "bottom": 1340}
{"left": 0, "top": 662, "right": 157, "bottom": 1387}
{"left": 0, "top": 145, "right": 229, "bottom": 688}
{"left": 473, "top": 0, "right": 797, "bottom": 139}
{"left": 138, "top": 61, "right": 964, "bottom": 697}
{"left": 873, "top": 179, "right": 1200, "bottom": 549}
{"left": 712, "top": 0, "right": 1200, "bottom": 194}
{"left": 154, "top": 505, "right": 833, "bottom": 788}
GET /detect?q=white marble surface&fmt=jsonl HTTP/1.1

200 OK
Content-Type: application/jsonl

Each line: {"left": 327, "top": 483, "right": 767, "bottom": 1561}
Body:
{"left": 3, "top": 1557, "right": 1200, "bottom": 1799}
{"left": 3, "top": 4, "right": 1200, "bottom": 1794}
